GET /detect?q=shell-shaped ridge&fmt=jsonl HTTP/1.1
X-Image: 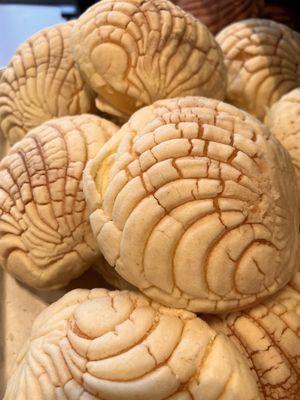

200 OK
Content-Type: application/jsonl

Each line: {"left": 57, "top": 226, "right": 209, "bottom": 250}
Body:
{"left": 207, "top": 271, "right": 300, "bottom": 400}
{"left": 4, "top": 289, "right": 261, "bottom": 399}
{"left": 83, "top": 96, "right": 299, "bottom": 313}
{"left": 0, "top": 114, "right": 118, "bottom": 289}
{"left": 0, "top": 21, "right": 95, "bottom": 145}
{"left": 265, "top": 87, "right": 300, "bottom": 203}
{"left": 71, "top": 0, "right": 226, "bottom": 118}
{"left": 216, "top": 19, "right": 300, "bottom": 120}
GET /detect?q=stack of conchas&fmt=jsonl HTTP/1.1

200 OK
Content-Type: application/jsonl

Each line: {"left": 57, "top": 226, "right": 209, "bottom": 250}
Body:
{"left": 0, "top": 1, "right": 299, "bottom": 399}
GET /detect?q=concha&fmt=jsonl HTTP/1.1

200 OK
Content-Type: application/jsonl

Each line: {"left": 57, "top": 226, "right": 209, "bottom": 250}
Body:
{"left": 172, "top": 0, "right": 264, "bottom": 34}
{"left": 83, "top": 96, "right": 299, "bottom": 313}
{"left": 216, "top": 19, "right": 300, "bottom": 120}
{"left": 71, "top": 0, "right": 226, "bottom": 119}
{"left": 0, "top": 114, "right": 118, "bottom": 289}
{"left": 0, "top": 21, "right": 96, "bottom": 145}
{"left": 265, "top": 87, "right": 300, "bottom": 202}
{"left": 207, "top": 269, "right": 300, "bottom": 400}
{"left": 4, "top": 289, "right": 260, "bottom": 400}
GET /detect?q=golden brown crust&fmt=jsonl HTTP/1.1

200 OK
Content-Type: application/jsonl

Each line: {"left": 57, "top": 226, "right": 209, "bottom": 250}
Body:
{"left": 265, "top": 87, "right": 300, "bottom": 203}
{"left": 83, "top": 96, "right": 299, "bottom": 313}
{"left": 216, "top": 19, "right": 300, "bottom": 120}
{"left": 4, "top": 289, "right": 261, "bottom": 399}
{"left": 71, "top": 0, "right": 226, "bottom": 118}
{"left": 207, "top": 271, "right": 300, "bottom": 400}
{"left": 0, "top": 21, "right": 96, "bottom": 145}
{"left": 0, "top": 114, "right": 118, "bottom": 289}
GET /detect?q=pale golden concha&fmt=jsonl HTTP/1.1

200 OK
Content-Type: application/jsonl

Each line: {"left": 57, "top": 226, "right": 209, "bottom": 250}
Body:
{"left": 83, "top": 96, "right": 299, "bottom": 313}
{"left": 265, "top": 88, "right": 300, "bottom": 202}
{"left": 0, "top": 21, "right": 96, "bottom": 145}
{"left": 4, "top": 289, "right": 261, "bottom": 400}
{"left": 71, "top": 0, "right": 226, "bottom": 119}
{"left": 216, "top": 19, "right": 300, "bottom": 120}
{"left": 0, "top": 114, "right": 118, "bottom": 290}
{"left": 207, "top": 270, "right": 300, "bottom": 400}
{"left": 172, "top": 0, "right": 264, "bottom": 35}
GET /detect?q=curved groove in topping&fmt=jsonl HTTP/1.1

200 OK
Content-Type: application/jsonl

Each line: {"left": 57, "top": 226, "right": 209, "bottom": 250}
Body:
{"left": 83, "top": 96, "right": 299, "bottom": 313}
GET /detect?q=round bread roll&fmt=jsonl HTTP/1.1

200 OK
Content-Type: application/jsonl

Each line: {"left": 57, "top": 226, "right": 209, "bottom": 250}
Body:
{"left": 216, "top": 19, "right": 300, "bottom": 120}
{"left": 71, "top": 0, "right": 226, "bottom": 119}
{"left": 172, "top": 0, "right": 264, "bottom": 35}
{"left": 0, "top": 114, "right": 118, "bottom": 290}
{"left": 207, "top": 269, "right": 300, "bottom": 400}
{"left": 4, "top": 289, "right": 261, "bottom": 400}
{"left": 0, "top": 21, "right": 96, "bottom": 145}
{"left": 265, "top": 87, "right": 300, "bottom": 202}
{"left": 83, "top": 96, "right": 299, "bottom": 313}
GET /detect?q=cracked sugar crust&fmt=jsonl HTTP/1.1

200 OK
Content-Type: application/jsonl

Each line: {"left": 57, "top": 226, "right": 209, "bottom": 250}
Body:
{"left": 171, "top": 0, "right": 263, "bottom": 35}
{"left": 265, "top": 88, "right": 300, "bottom": 203}
{"left": 4, "top": 288, "right": 261, "bottom": 400}
{"left": 0, "top": 114, "right": 118, "bottom": 290}
{"left": 207, "top": 270, "right": 300, "bottom": 400}
{"left": 216, "top": 19, "right": 300, "bottom": 120}
{"left": 71, "top": 0, "right": 226, "bottom": 119}
{"left": 83, "top": 96, "right": 299, "bottom": 313}
{"left": 0, "top": 21, "right": 96, "bottom": 146}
